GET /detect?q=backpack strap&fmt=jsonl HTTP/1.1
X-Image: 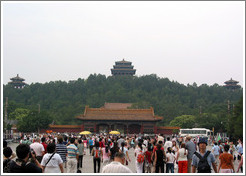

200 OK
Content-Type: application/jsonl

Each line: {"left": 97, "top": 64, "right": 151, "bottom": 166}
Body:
{"left": 194, "top": 151, "right": 202, "bottom": 160}
{"left": 195, "top": 151, "right": 211, "bottom": 160}
{"left": 203, "top": 151, "right": 211, "bottom": 159}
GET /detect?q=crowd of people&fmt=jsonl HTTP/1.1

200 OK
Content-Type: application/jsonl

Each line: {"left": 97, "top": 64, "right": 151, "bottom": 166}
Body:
{"left": 2, "top": 133, "right": 244, "bottom": 173}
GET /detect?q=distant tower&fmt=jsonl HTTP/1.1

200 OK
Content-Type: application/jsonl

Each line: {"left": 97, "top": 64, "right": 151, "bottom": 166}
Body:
{"left": 8, "top": 74, "right": 27, "bottom": 88}
{"left": 224, "top": 78, "right": 240, "bottom": 90}
{"left": 111, "top": 59, "right": 136, "bottom": 76}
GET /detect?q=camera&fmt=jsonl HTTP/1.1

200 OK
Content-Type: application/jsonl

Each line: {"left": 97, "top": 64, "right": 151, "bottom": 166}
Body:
{"left": 29, "top": 148, "right": 36, "bottom": 158}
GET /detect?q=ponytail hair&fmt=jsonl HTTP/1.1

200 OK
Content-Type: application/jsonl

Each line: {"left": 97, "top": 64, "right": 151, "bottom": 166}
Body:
{"left": 121, "top": 142, "right": 125, "bottom": 152}
{"left": 138, "top": 142, "right": 143, "bottom": 151}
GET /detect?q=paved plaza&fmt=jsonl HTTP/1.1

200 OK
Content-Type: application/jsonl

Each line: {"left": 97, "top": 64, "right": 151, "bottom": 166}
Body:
{"left": 7, "top": 142, "right": 242, "bottom": 173}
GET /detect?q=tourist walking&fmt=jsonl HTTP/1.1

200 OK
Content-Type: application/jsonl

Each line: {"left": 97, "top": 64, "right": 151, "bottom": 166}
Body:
{"left": 153, "top": 143, "right": 166, "bottom": 173}
{"left": 164, "top": 137, "right": 172, "bottom": 153}
{"left": 191, "top": 137, "right": 217, "bottom": 173}
{"left": 41, "top": 143, "right": 64, "bottom": 173}
{"left": 101, "top": 142, "right": 111, "bottom": 167}
{"left": 102, "top": 152, "right": 132, "bottom": 173}
{"left": 185, "top": 136, "right": 196, "bottom": 173}
{"left": 67, "top": 138, "right": 79, "bottom": 173}
{"left": 218, "top": 144, "right": 235, "bottom": 173}
{"left": 119, "top": 142, "right": 131, "bottom": 165}
{"left": 77, "top": 139, "right": 85, "bottom": 169}
{"left": 176, "top": 143, "right": 188, "bottom": 173}
{"left": 89, "top": 137, "right": 94, "bottom": 154}
{"left": 30, "top": 137, "right": 45, "bottom": 163}
{"left": 211, "top": 142, "right": 220, "bottom": 165}
{"left": 135, "top": 142, "right": 145, "bottom": 173}
{"left": 91, "top": 141, "right": 102, "bottom": 173}
{"left": 110, "top": 141, "right": 120, "bottom": 161}
{"left": 56, "top": 136, "right": 67, "bottom": 169}
{"left": 236, "top": 154, "right": 243, "bottom": 173}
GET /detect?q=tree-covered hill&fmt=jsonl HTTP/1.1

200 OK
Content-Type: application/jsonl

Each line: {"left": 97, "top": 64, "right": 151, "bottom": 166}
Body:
{"left": 3, "top": 74, "right": 243, "bottom": 128}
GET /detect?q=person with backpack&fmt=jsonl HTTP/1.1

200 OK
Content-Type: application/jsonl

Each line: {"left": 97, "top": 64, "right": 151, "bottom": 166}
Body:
{"left": 191, "top": 137, "right": 217, "bottom": 173}
{"left": 135, "top": 142, "right": 145, "bottom": 173}
{"left": 91, "top": 141, "right": 102, "bottom": 173}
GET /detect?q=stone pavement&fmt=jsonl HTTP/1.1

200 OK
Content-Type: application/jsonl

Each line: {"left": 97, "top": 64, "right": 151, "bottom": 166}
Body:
{"left": 8, "top": 142, "right": 242, "bottom": 173}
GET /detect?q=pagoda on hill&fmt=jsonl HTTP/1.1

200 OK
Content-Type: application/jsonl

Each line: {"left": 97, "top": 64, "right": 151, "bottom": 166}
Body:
{"left": 8, "top": 74, "right": 27, "bottom": 88}
{"left": 224, "top": 78, "right": 240, "bottom": 90}
{"left": 111, "top": 59, "right": 136, "bottom": 76}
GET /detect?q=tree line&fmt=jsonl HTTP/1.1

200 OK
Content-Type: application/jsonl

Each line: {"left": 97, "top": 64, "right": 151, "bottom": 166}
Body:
{"left": 3, "top": 74, "right": 243, "bottom": 138}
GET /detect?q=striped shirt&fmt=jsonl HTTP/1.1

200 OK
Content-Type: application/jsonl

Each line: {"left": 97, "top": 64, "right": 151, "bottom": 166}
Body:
{"left": 67, "top": 144, "right": 79, "bottom": 158}
{"left": 56, "top": 143, "right": 67, "bottom": 162}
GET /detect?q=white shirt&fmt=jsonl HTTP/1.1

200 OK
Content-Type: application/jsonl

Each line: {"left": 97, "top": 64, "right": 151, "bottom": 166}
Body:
{"left": 41, "top": 153, "right": 63, "bottom": 173}
{"left": 164, "top": 141, "right": 172, "bottom": 153}
{"left": 166, "top": 152, "right": 176, "bottom": 163}
{"left": 102, "top": 161, "right": 132, "bottom": 173}
{"left": 157, "top": 136, "right": 164, "bottom": 143}
{"left": 30, "top": 142, "right": 45, "bottom": 157}
{"left": 178, "top": 148, "right": 188, "bottom": 161}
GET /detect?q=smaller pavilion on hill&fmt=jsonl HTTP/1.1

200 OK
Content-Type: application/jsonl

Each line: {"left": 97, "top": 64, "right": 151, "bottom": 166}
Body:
{"left": 8, "top": 74, "right": 27, "bottom": 88}
{"left": 76, "top": 103, "right": 162, "bottom": 134}
{"left": 224, "top": 78, "right": 240, "bottom": 90}
{"left": 111, "top": 59, "right": 136, "bottom": 76}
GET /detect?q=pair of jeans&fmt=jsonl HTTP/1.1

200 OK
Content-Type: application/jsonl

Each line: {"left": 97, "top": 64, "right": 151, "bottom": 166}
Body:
{"left": 77, "top": 155, "right": 83, "bottom": 168}
{"left": 155, "top": 162, "right": 164, "bottom": 173}
{"left": 93, "top": 157, "right": 101, "bottom": 173}
{"left": 166, "top": 163, "right": 174, "bottom": 173}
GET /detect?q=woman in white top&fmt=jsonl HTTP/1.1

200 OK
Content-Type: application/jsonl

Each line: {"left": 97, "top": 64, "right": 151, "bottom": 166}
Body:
{"left": 41, "top": 143, "right": 63, "bottom": 173}
{"left": 134, "top": 143, "right": 145, "bottom": 173}
{"left": 176, "top": 143, "right": 188, "bottom": 173}
{"left": 172, "top": 139, "right": 179, "bottom": 170}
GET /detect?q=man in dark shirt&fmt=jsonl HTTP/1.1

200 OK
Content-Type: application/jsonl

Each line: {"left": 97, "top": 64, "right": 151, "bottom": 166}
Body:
{"left": 9, "top": 144, "right": 42, "bottom": 173}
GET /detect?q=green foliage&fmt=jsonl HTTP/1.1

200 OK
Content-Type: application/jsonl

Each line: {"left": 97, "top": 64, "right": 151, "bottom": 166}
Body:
{"left": 3, "top": 74, "right": 243, "bottom": 133}
{"left": 170, "top": 115, "right": 196, "bottom": 128}
{"left": 17, "top": 110, "right": 53, "bottom": 133}
{"left": 9, "top": 108, "right": 30, "bottom": 120}
{"left": 227, "top": 96, "right": 243, "bottom": 139}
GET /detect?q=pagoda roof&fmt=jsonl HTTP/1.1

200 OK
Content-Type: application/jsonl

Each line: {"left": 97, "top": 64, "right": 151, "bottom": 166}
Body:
{"left": 10, "top": 74, "right": 25, "bottom": 81}
{"left": 76, "top": 106, "right": 163, "bottom": 121}
{"left": 102, "top": 103, "right": 132, "bottom": 109}
{"left": 115, "top": 59, "right": 132, "bottom": 64}
{"left": 224, "top": 78, "right": 239, "bottom": 84}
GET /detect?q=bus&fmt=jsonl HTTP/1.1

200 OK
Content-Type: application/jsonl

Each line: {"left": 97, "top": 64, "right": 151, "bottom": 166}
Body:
{"left": 179, "top": 128, "right": 213, "bottom": 138}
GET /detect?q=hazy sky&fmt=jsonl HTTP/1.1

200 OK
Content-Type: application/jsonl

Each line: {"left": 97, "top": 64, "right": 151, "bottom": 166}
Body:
{"left": 2, "top": 1, "right": 245, "bottom": 86}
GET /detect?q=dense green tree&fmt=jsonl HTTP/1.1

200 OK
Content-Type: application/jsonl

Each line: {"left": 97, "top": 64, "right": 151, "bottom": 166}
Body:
{"left": 169, "top": 115, "right": 196, "bottom": 128}
{"left": 17, "top": 110, "right": 53, "bottom": 133}
{"left": 227, "top": 96, "right": 243, "bottom": 139}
